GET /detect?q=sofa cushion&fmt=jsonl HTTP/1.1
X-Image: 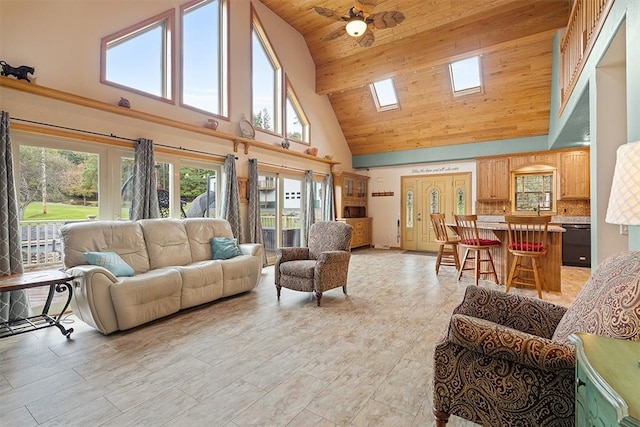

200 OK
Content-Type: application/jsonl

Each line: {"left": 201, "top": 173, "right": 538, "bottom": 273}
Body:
{"left": 110, "top": 268, "right": 182, "bottom": 331}
{"left": 139, "top": 219, "right": 192, "bottom": 269}
{"left": 220, "top": 255, "right": 263, "bottom": 297}
{"left": 211, "top": 237, "right": 242, "bottom": 260}
{"left": 173, "top": 260, "right": 224, "bottom": 309}
{"left": 183, "top": 218, "right": 235, "bottom": 262}
{"left": 60, "top": 220, "right": 150, "bottom": 274}
{"left": 84, "top": 251, "right": 135, "bottom": 277}
{"left": 552, "top": 251, "right": 640, "bottom": 344}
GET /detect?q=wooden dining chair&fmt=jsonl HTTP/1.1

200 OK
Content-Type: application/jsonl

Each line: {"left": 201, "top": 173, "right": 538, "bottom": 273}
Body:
{"left": 454, "top": 214, "right": 500, "bottom": 286}
{"left": 504, "top": 215, "right": 551, "bottom": 299}
{"left": 430, "top": 213, "right": 461, "bottom": 274}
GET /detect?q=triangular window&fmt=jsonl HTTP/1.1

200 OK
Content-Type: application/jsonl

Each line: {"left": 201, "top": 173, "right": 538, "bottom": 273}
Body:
{"left": 285, "top": 80, "right": 309, "bottom": 143}
{"left": 101, "top": 10, "right": 174, "bottom": 100}
{"left": 252, "top": 11, "right": 282, "bottom": 134}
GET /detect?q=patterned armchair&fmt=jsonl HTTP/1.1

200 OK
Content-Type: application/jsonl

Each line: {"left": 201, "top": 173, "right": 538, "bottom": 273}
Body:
{"left": 275, "top": 221, "right": 353, "bottom": 306}
{"left": 433, "top": 251, "right": 640, "bottom": 426}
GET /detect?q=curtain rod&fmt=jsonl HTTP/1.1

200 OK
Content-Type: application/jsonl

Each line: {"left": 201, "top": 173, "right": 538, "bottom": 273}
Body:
{"left": 258, "top": 160, "right": 326, "bottom": 175}
{"left": 10, "top": 116, "right": 235, "bottom": 160}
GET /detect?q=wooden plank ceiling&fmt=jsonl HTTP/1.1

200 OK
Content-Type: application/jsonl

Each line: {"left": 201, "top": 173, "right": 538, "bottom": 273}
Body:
{"left": 258, "top": 0, "right": 570, "bottom": 156}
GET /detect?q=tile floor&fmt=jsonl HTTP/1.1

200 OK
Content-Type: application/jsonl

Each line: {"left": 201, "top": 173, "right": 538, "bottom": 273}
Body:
{"left": 0, "top": 249, "right": 591, "bottom": 426}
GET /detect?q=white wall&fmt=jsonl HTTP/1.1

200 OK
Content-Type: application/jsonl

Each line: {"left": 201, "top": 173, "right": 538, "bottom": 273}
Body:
{"left": 0, "top": 0, "right": 352, "bottom": 178}
{"left": 366, "top": 160, "right": 476, "bottom": 248}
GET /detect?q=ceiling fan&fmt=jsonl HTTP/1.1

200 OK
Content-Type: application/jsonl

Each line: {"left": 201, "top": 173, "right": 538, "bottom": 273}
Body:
{"left": 313, "top": 0, "right": 405, "bottom": 47}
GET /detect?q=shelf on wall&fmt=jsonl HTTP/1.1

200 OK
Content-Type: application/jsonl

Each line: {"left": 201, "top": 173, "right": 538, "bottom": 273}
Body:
{"left": 0, "top": 76, "right": 340, "bottom": 167}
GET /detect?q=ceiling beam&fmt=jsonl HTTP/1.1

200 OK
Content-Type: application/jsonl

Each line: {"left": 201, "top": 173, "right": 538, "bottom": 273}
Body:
{"left": 315, "top": 1, "right": 569, "bottom": 95}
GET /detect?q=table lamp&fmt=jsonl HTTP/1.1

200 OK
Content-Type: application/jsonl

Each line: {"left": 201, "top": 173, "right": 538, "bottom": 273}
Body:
{"left": 605, "top": 141, "right": 640, "bottom": 225}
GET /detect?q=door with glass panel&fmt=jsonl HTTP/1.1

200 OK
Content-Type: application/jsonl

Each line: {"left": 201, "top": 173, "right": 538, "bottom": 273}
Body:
{"left": 258, "top": 172, "right": 305, "bottom": 264}
{"left": 401, "top": 173, "right": 471, "bottom": 252}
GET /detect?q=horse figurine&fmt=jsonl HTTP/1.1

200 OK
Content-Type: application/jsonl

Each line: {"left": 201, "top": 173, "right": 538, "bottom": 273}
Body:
{"left": 0, "top": 61, "right": 35, "bottom": 82}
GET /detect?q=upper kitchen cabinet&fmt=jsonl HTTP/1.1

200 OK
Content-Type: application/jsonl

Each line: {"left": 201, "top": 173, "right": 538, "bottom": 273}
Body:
{"left": 560, "top": 150, "right": 590, "bottom": 199}
{"left": 477, "top": 158, "right": 510, "bottom": 201}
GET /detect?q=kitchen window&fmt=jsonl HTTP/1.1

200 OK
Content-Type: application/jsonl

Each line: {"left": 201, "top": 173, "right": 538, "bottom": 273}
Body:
{"left": 512, "top": 169, "right": 556, "bottom": 213}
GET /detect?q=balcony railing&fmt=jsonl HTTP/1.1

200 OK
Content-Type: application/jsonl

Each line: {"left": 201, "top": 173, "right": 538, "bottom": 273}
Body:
{"left": 20, "top": 220, "right": 67, "bottom": 269}
{"left": 560, "top": 0, "right": 614, "bottom": 113}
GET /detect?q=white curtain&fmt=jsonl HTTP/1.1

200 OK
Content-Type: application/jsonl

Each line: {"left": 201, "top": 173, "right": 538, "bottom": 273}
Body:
{"left": 221, "top": 154, "right": 242, "bottom": 240}
{"left": 0, "top": 111, "right": 30, "bottom": 322}
{"left": 131, "top": 138, "right": 160, "bottom": 220}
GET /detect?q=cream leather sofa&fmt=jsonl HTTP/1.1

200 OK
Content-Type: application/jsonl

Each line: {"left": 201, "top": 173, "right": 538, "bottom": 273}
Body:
{"left": 60, "top": 218, "right": 263, "bottom": 334}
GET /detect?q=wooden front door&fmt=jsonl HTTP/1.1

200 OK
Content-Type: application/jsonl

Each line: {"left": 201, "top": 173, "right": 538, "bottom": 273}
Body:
{"left": 401, "top": 173, "right": 471, "bottom": 252}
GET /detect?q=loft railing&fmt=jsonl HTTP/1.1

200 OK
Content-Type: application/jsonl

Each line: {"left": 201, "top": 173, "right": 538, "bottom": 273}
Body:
{"left": 559, "top": 0, "right": 615, "bottom": 113}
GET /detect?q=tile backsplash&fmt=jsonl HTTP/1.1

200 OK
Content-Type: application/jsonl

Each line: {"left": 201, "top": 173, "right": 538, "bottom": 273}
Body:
{"left": 476, "top": 199, "right": 591, "bottom": 216}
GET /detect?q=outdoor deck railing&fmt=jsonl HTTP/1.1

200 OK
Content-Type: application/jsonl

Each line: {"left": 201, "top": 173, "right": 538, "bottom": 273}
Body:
{"left": 20, "top": 220, "right": 67, "bottom": 269}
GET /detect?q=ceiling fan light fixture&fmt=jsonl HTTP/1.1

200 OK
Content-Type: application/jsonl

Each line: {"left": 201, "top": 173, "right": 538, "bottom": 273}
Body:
{"left": 346, "top": 18, "right": 367, "bottom": 37}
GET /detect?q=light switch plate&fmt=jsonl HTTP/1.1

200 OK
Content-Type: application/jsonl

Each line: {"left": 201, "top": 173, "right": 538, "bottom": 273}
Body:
{"left": 620, "top": 224, "right": 629, "bottom": 235}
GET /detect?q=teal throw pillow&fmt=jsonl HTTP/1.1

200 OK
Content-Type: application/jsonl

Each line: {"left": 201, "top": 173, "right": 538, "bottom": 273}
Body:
{"left": 211, "top": 237, "right": 243, "bottom": 260}
{"left": 84, "top": 251, "right": 135, "bottom": 277}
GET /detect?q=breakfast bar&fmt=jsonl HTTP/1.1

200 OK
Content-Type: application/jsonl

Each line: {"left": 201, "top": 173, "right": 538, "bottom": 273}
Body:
{"left": 449, "top": 222, "right": 565, "bottom": 292}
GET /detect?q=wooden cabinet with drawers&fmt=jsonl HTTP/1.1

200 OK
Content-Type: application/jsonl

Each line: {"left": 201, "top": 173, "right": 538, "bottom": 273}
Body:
{"left": 339, "top": 217, "right": 372, "bottom": 249}
{"left": 333, "top": 171, "right": 371, "bottom": 248}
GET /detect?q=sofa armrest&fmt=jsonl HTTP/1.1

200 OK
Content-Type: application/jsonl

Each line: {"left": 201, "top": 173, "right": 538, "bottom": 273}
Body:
{"left": 276, "top": 247, "right": 310, "bottom": 263}
{"left": 452, "top": 285, "right": 568, "bottom": 338}
{"left": 65, "top": 265, "right": 120, "bottom": 334}
{"left": 448, "top": 314, "right": 575, "bottom": 371}
{"left": 316, "top": 251, "right": 350, "bottom": 265}
{"left": 239, "top": 243, "right": 262, "bottom": 257}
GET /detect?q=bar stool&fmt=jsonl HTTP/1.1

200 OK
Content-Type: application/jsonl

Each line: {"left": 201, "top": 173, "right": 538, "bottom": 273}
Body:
{"left": 505, "top": 215, "right": 550, "bottom": 299}
{"left": 430, "top": 213, "right": 460, "bottom": 274}
{"left": 454, "top": 214, "right": 500, "bottom": 286}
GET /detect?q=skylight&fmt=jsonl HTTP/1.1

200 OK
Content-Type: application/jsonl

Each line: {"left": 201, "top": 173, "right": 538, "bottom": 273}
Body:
{"left": 449, "top": 56, "right": 483, "bottom": 96}
{"left": 370, "top": 78, "right": 399, "bottom": 112}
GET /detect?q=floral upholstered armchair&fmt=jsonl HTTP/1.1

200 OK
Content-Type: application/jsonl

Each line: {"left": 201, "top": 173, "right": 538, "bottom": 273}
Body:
{"left": 433, "top": 251, "right": 640, "bottom": 426}
{"left": 275, "top": 221, "right": 353, "bottom": 306}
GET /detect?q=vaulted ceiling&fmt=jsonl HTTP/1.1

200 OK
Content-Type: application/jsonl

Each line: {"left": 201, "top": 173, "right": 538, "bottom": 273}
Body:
{"left": 258, "top": 0, "right": 570, "bottom": 156}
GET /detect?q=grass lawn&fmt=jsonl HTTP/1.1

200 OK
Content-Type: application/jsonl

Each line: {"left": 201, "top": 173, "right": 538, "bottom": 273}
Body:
{"left": 23, "top": 202, "right": 99, "bottom": 221}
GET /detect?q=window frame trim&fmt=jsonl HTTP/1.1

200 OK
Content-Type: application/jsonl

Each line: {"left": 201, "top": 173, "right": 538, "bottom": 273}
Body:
{"left": 369, "top": 77, "right": 400, "bottom": 112}
{"left": 179, "top": 0, "right": 229, "bottom": 119}
{"left": 250, "top": 6, "right": 283, "bottom": 136}
{"left": 449, "top": 55, "right": 484, "bottom": 97}
{"left": 100, "top": 9, "right": 176, "bottom": 104}
{"left": 284, "top": 75, "right": 310, "bottom": 145}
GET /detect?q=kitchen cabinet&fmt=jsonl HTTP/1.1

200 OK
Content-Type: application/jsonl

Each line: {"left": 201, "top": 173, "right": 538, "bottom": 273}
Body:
{"left": 476, "top": 158, "right": 510, "bottom": 201}
{"left": 560, "top": 150, "right": 590, "bottom": 199}
{"left": 333, "top": 172, "right": 371, "bottom": 248}
{"left": 570, "top": 333, "right": 640, "bottom": 427}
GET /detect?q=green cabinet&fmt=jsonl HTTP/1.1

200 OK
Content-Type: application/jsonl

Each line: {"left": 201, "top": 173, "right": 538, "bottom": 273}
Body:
{"left": 570, "top": 333, "right": 640, "bottom": 427}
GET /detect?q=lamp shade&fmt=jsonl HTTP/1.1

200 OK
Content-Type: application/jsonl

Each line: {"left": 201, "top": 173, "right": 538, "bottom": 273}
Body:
{"left": 605, "top": 141, "right": 640, "bottom": 225}
{"left": 346, "top": 18, "right": 367, "bottom": 37}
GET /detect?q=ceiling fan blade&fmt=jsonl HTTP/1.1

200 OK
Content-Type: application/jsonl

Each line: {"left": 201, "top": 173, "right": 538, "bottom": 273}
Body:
{"left": 354, "top": 0, "right": 376, "bottom": 15}
{"left": 321, "top": 27, "right": 346, "bottom": 42}
{"left": 313, "top": 6, "right": 345, "bottom": 21}
{"left": 370, "top": 10, "right": 405, "bottom": 29}
{"left": 357, "top": 28, "right": 375, "bottom": 48}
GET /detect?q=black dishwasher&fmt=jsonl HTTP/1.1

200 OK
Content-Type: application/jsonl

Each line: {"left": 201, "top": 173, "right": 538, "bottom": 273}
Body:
{"left": 562, "top": 223, "right": 591, "bottom": 267}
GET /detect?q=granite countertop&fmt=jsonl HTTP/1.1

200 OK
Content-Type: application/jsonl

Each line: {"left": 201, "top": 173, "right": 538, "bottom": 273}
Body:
{"left": 477, "top": 215, "right": 590, "bottom": 225}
